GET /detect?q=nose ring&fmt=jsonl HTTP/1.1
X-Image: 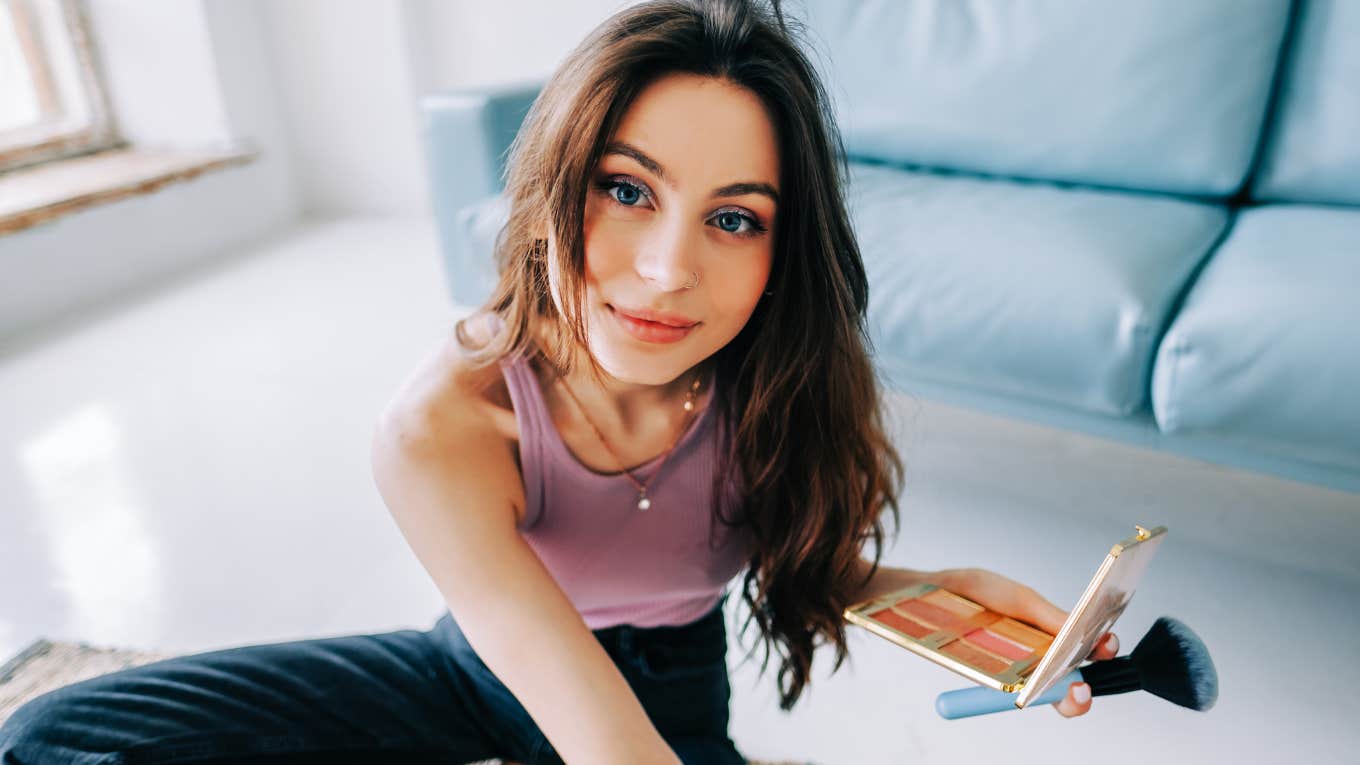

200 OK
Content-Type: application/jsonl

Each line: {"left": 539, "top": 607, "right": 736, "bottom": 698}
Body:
{"left": 684, "top": 271, "right": 699, "bottom": 289}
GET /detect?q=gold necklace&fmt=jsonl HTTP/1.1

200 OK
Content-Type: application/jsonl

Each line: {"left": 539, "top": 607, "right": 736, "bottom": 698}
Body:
{"left": 557, "top": 370, "right": 704, "bottom": 511}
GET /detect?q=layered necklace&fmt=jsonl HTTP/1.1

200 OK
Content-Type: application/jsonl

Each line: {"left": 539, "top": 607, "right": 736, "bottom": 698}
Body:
{"left": 557, "top": 370, "right": 704, "bottom": 511}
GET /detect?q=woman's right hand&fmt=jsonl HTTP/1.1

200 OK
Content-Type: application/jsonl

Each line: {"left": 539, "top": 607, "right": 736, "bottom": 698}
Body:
{"left": 932, "top": 567, "right": 1119, "bottom": 718}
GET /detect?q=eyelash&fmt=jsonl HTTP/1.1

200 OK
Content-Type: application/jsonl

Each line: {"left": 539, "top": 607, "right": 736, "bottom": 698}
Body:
{"left": 592, "top": 175, "right": 769, "bottom": 239}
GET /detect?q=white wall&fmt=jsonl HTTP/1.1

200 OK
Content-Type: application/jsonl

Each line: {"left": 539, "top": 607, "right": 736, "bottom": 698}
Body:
{"left": 88, "top": 0, "right": 233, "bottom": 148}
{"left": 256, "top": 0, "right": 428, "bottom": 217}
{"left": 411, "top": 0, "right": 641, "bottom": 90}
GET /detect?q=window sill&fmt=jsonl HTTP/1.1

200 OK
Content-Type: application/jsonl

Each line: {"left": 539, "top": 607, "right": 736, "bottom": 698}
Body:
{"left": 0, "top": 145, "right": 258, "bottom": 236}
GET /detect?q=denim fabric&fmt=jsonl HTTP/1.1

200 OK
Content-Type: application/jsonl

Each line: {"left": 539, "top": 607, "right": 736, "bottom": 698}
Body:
{"left": 0, "top": 595, "right": 744, "bottom": 765}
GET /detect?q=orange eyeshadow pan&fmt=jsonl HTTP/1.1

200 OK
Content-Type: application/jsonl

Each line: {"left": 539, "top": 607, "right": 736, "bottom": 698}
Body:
{"left": 990, "top": 618, "right": 1054, "bottom": 649}
{"left": 920, "top": 589, "right": 983, "bottom": 618}
{"left": 869, "top": 607, "right": 933, "bottom": 639}
{"left": 942, "top": 639, "right": 1009, "bottom": 674}
{"left": 895, "top": 599, "right": 966, "bottom": 631}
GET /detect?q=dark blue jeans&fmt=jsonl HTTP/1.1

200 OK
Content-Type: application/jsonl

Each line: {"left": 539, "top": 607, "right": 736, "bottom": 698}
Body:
{"left": 0, "top": 596, "right": 745, "bottom": 764}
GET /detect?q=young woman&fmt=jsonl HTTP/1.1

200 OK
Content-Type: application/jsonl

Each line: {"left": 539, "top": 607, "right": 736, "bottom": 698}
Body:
{"left": 0, "top": 1, "right": 1116, "bottom": 764}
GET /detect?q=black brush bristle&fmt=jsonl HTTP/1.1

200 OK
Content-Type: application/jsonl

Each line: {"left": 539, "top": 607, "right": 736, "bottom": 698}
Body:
{"left": 1080, "top": 616, "right": 1218, "bottom": 711}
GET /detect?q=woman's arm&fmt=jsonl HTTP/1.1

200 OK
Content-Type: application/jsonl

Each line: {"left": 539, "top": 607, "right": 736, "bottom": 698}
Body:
{"left": 846, "top": 561, "right": 1119, "bottom": 718}
{"left": 372, "top": 406, "right": 682, "bottom": 765}
{"left": 847, "top": 557, "right": 938, "bottom": 605}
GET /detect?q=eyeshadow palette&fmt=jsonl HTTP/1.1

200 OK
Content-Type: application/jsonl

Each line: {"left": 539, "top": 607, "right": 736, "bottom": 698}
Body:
{"left": 848, "top": 582, "right": 1055, "bottom": 691}
{"left": 844, "top": 525, "right": 1167, "bottom": 706}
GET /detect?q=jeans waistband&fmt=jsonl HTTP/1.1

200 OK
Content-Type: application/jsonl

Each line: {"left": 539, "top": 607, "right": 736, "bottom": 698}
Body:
{"left": 591, "top": 594, "right": 728, "bottom": 656}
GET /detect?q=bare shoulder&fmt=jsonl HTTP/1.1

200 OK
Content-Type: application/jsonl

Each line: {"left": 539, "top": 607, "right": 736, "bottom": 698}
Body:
{"left": 381, "top": 314, "right": 517, "bottom": 434}
{"left": 374, "top": 313, "right": 526, "bottom": 523}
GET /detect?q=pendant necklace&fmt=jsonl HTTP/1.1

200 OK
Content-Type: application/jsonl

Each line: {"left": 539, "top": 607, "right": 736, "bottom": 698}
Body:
{"left": 557, "top": 370, "right": 704, "bottom": 511}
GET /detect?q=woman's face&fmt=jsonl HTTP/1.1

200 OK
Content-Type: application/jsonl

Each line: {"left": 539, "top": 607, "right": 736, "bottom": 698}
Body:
{"left": 550, "top": 72, "right": 779, "bottom": 386}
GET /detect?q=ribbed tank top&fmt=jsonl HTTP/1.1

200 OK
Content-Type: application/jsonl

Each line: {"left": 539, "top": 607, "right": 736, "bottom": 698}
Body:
{"left": 494, "top": 343, "right": 752, "bottom": 629}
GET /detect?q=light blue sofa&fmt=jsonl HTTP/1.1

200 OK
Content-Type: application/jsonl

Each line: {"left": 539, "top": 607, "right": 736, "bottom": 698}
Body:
{"left": 419, "top": 0, "right": 1359, "bottom": 495}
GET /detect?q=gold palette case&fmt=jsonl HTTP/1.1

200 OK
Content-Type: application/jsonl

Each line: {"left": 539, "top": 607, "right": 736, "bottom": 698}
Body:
{"left": 844, "top": 525, "right": 1168, "bottom": 708}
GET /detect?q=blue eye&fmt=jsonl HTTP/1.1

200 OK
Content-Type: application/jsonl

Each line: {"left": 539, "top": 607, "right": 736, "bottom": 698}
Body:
{"left": 614, "top": 183, "right": 642, "bottom": 206}
{"left": 592, "top": 175, "right": 769, "bottom": 239}
{"left": 599, "top": 178, "right": 650, "bottom": 207}
{"left": 709, "top": 207, "right": 768, "bottom": 238}
{"left": 715, "top": 211, "right": 751, "bottom": 235}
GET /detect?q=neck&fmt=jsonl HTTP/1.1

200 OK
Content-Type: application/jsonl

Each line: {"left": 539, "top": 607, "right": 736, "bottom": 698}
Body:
{"left": 574, "top": 361, "right": 711, "bottom": 431}
{"left": 535, "top": 319, "right": 713, "bottom": 432}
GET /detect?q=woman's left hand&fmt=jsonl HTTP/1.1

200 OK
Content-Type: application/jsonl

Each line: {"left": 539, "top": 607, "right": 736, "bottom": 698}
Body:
{"left": 931, "top": 567, "right": 1120, "bottom": 718}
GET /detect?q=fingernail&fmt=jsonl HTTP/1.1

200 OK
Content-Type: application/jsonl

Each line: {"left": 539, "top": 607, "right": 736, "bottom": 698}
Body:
{"left": 1073, "top": 683, "right": 1091, "bottom": 704}
{"left": 1108, "top": 634, "right": 1119, "bottom": 652}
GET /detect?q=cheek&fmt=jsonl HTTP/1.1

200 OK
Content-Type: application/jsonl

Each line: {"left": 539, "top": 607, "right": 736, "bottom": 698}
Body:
{"left": 582, "top": 210, "right": 633, "bottom": 281}
{"left": 712, "top": 251, "right": 774, "bottom": 320}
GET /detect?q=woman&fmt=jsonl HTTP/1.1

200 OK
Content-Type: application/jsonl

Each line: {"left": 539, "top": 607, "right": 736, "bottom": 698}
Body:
{"left": 0, "top": 1, "right": 1116, "bottom": 763}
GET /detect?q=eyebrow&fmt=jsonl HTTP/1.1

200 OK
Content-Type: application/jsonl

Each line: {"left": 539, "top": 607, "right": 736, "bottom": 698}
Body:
{"left": 603, "top": 141, "right": 780, "bottom": 206}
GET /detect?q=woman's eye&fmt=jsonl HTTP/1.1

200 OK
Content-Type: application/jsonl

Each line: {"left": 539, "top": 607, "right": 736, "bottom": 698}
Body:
{"left": 598, "top": 179, "right": 651, "bottom": 208}
{"left": 712, "top": 210, "right": 765, "bottom": 237}
{"left": 594, "top": 177, "right": 768, "bottom": 239}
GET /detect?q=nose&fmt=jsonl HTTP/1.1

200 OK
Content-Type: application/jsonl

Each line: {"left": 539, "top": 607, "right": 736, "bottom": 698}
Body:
{"left": 635, "top": 215, "right": 699, "bottom": 292}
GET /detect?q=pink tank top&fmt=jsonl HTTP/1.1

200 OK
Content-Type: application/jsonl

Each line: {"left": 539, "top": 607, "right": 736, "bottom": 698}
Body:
{"left": 496, "top": 347, "right": 752, "bottom": 629}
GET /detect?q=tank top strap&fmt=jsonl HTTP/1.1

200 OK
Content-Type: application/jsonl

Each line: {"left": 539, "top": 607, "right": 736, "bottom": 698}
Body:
{"left": 460, "top": 312, "right": 548, "bottom": 530}
{"left": 498, "top": 350, "right": 549, "bottom": 531}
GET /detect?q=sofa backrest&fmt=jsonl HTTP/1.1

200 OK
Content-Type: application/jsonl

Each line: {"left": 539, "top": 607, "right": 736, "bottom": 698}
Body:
{"left": 1250, "top": 0, "right": 1360, "bottom": 205}
{"left": 797, "top": 0, "right": 1292, "bottom": 198}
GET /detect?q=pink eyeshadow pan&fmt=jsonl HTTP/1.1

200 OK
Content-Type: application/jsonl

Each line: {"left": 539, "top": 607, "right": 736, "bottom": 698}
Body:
{"left": 965, "top": 628, "right": 1034, "bottom": 661}
{"left": 942, "top": 639, "right": 1009, "bottom": 674}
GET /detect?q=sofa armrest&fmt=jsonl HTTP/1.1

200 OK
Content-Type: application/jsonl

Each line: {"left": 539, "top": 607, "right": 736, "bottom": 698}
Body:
{"left": 420, "top": 82, "right": 541, "bottom": 308}
{"left": 421, "top": 81, "right": 542, "bottom": 217}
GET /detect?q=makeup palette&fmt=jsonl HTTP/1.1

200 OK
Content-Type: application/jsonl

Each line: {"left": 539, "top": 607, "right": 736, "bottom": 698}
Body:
{"left": 844, "top": 524, "right": 1168, "bottom": 708}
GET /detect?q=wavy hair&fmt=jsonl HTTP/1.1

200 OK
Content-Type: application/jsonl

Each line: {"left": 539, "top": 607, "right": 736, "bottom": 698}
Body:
{"left": 454, "top": 0, "right": 905, "bottom": 711}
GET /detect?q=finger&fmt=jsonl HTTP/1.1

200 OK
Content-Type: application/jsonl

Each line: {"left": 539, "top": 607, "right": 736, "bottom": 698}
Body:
{"left": 942, "top": 570, "right": 1067, "bottom": 637}
{"left": 1008, "top": 586, "right": 1068, "bottom": 636}
{"left": 1052, "top": 681, "right": 1093, "bottom": 718}
{"left": 1088, "top": 632, "right": 1120, "bottom": 661}
{"left": 1031, "top": 598, "right": 1069, "bottom": 636}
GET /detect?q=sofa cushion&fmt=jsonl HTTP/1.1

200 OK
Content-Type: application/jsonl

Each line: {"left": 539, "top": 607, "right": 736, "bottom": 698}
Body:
{"left": 1251, "top": 0, "right": 1360, "bottom": 206}
{"left": 848, "top": 161, "right": 1228, "bottom": 416}
{"left": 800, "top": 0, "right": 1291, "bottom": 197}
{"left": 1150, "top": 206, "right": 1360, "bottom": 471}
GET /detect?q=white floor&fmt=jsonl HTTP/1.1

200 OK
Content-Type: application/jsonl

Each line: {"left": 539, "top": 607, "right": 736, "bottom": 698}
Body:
{"left": 2, "top": 216, "right": 1356, "bottom": 764}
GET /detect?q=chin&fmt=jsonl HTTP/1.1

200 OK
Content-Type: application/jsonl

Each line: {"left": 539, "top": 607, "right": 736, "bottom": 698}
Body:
{"left": 588, "top": 337, "right": 698, "bottom": 386}
{"left": 592, "top": 346, "right": 693, "bottom": 386}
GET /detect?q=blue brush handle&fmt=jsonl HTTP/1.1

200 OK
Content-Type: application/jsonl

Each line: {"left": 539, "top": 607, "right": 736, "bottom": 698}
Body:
{"left": 935, "top": 668, "right": 1085, "bottom": 719}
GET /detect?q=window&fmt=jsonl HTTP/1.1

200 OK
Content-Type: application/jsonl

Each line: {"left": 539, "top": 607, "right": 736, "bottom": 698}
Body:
{"left": 0, "top": 0, "right": 120, "bottom": 174}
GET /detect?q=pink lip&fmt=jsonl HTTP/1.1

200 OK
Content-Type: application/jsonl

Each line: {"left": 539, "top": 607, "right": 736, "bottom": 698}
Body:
{"left": 608, "top": 305, "right": 698, "bottom": 344}
{"left": 611, "top": 305, "right": 699, "bottom": 328}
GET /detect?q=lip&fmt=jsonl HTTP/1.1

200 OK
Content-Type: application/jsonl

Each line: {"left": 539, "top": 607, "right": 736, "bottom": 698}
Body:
{"left": 611, "top": 305, "right": 699, "bottom": 328}
{"left": 608, "top": 304, "right": 699, "bottom": 344}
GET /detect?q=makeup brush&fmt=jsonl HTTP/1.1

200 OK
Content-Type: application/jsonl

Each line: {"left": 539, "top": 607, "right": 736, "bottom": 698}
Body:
{"left": 934, "top": 616, "right": 1218, "bottom": 719}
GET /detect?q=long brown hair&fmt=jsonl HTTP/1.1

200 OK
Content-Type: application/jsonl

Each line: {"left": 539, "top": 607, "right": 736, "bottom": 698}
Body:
{"left": 454, "top": 0, "right": 905, "bottom": 711}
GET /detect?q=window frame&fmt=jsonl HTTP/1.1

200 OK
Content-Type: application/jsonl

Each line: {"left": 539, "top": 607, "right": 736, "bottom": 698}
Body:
{"left": 0, "top": 0, "right": 121, "bottom": 174}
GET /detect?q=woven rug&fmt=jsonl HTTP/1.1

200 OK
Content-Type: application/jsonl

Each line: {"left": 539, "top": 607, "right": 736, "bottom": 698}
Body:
{"left": 0, "top": 638, "right": 181, "bottom": 725}
{"left": 0, "top": 639, "right": 805, "bottom": 765}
